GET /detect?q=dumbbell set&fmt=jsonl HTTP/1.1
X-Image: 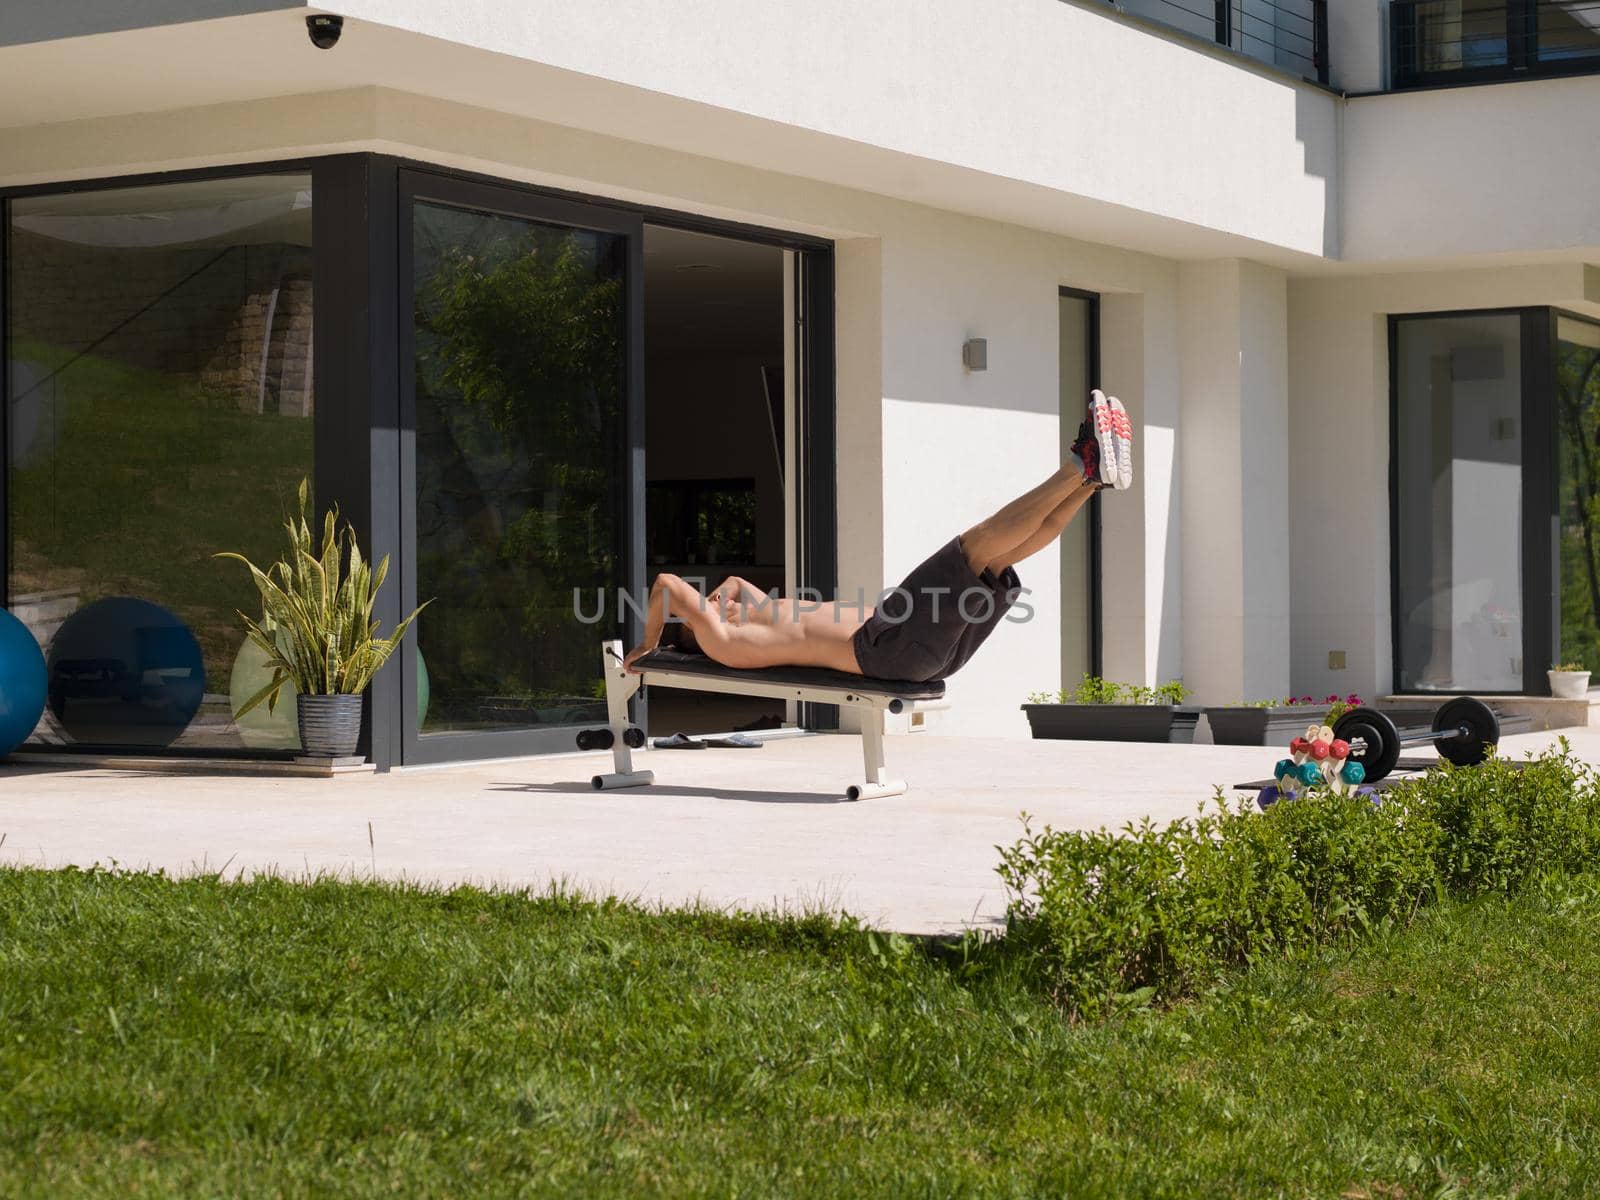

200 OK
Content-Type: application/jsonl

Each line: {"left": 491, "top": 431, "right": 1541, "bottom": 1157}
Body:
{"left": 1330, "top": 697, "right": 1500, "bottom": 784}
{"left": 575, "top": 726, "right": 646, "bottom": 752}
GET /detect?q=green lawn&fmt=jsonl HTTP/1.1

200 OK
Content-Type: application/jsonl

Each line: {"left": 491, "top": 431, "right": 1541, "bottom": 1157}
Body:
{"left": 2, "top": 867, "right": 1597, "bottom": 1197}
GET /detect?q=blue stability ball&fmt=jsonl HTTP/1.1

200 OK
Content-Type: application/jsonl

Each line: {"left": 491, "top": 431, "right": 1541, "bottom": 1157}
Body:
{"left": 0, "top": 609, "right": 48, "bottom": 756}
{"left": 47, "top": 597, "right": 205, "bottom": 747}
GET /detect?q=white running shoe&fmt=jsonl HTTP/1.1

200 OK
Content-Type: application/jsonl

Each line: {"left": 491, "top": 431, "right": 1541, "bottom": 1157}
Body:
{"left": 1073, "top": 389, "right": 1121, "bottom": 489}
{"left": 1106, "top": 394, "right": 1133, "bottom": 490}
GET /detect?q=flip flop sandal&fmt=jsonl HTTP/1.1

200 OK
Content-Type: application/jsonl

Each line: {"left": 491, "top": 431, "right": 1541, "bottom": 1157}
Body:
{"left": 651, "top": 732, "right": 707, "bottom": 750}
{"left": 704, "top": 733, "right": 763, "bottom": 748}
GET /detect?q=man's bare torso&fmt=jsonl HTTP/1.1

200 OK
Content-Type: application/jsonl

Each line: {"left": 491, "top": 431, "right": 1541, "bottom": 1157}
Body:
{"left": 693, "top": 584, "right": 873, "bottom": 674}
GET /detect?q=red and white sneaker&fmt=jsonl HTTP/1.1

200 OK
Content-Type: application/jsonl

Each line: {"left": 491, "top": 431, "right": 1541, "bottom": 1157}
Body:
{"left": 1070, "top": 389, "right": 1125, "bottom": 489}
{"left": 1106, "top": 394, "right": 1133, "bottom": 490}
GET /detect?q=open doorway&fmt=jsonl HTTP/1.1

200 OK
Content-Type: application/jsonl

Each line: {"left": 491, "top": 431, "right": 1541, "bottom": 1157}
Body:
{"left": 642, "top": 225, "right": 788, "bottom": 735}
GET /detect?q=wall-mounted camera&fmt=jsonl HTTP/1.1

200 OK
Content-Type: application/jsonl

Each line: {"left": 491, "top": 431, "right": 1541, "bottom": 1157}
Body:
{"left": 306, "top": 14, "right": 343, "bottom": 49}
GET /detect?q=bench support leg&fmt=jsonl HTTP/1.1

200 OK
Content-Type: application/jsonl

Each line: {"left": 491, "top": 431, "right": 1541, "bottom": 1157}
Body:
{"left": 847, "top": 704, "right": 906, "bottom": 801}
{"left": 591, "top": 639, "right": 654, "bottom": 791}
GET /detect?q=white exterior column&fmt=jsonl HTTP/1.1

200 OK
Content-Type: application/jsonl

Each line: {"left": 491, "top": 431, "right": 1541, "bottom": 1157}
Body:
{"left": 1178, "top": 259, "right": 1291, "bottom": 704}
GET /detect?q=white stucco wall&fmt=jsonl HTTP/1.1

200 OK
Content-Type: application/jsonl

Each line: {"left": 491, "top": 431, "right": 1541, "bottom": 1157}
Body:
{"left": 0, "top": 0, "right": 1340, "bottom": 262}
{"left": 1344, "top": 74, "right": 1600, "bottom": 263}
{"left": 1288, "top": 263, "right": 1600, "bottom": 702}
{"left": 1177, "top": 260, "right": 1290, "bottom": 703}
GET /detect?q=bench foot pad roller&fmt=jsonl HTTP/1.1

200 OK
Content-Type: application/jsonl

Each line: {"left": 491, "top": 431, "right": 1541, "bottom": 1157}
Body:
{"left": 623, "top": 727, "right": 646, "bottom": 749}
{"left": 576, "top": 728, "right": 615, "bottom": 751}
{"left": 845, "top": 780, "right": 907, "bottom": 801}
{"left": 592, "top": 770, "right": 655, "bottom": 791}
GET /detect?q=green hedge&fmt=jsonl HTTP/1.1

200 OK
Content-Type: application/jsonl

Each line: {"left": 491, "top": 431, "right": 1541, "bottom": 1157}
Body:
{"left": 996, "top": 745, "right": 1599, "bottom": 1017}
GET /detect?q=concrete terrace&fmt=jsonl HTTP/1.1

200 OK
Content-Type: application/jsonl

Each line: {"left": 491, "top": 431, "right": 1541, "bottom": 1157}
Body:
{"left": 4, "top": 725, "right": 1597, "bottom": 936}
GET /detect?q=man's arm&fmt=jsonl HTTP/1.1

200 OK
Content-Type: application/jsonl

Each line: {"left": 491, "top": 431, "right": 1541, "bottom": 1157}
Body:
{"left": 709, "top": 575, "right": 773, "bottom": 619}
{"left": 622, "top": 574, "right": 715, "bottom": 672}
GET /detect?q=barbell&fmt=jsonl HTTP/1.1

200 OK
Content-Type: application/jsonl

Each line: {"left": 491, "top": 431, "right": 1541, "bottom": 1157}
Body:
{"left": 1330, "top": 697, "right": 1500, "bottom": 784}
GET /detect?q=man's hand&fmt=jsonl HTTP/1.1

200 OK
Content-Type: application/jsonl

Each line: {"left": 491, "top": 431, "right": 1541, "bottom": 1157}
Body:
{"left": 622, "top": 642, "right": 652, "bottom": 674}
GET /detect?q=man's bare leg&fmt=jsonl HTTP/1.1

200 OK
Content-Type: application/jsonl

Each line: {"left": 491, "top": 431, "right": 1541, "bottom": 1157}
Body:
{"left": 958, "top": 466, "right": 1090, "bottom": 574}
{"left": 983, "top": 481, "right": 1096, "bottom": 575}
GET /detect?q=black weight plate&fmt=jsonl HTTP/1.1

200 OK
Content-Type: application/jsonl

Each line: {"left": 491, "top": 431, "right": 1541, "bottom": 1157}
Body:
{"left": 1432, "top": 697, "right": 1499, "bottom": 767}
{"left": 1334, "top": 707, "right": 1401, "bottom": 782}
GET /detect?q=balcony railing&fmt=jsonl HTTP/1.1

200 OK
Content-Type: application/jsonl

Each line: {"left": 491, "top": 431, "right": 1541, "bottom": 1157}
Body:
{"left": 1391, "top": 0, "right": 1600, "bottom": 88}
{"left": 1108, "top": 0, "right": 1330, "bottom": 83}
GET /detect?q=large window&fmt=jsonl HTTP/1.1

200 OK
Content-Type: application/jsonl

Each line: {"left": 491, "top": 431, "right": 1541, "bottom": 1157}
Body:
{"left": 1557, "top": 314, "right": 1600, "bottom": 671}
{"left": 1393, "top": 308, "right": 1600, "bottom": 694}
{"left": 1392, "top": 0, "right": 1600, "bottom": 88}
{"left": 5, "top": 176, "right": 313, "bottom": 752}
{"left": 406, "top": 191, "right": 630, "bottom": 749}
{"left": 1394, "top": 313, "right": 1525, "bottom": 692}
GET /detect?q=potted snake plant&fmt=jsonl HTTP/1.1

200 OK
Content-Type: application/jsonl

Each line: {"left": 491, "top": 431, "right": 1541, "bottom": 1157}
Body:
{"left": 217, "top": 480, "right": 427, "bottom": 759}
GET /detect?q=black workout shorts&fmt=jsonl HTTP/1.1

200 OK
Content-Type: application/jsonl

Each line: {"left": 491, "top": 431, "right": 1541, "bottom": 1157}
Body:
{"left": 850, "top": 537, "right": 1022, "bottom": 683}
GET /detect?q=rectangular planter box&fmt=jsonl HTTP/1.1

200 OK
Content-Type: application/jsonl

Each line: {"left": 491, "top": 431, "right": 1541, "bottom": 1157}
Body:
{"left": 1022, "top": 703, "right": 1203, "bottom": 744}
{"left": 1206, "top": 706, "right": 1329, "bottom": 746}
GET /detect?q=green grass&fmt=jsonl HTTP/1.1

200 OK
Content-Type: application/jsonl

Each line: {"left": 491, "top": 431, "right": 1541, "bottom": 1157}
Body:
{"left": 3, "top": 867, "right": 1599, "bottom": 1197}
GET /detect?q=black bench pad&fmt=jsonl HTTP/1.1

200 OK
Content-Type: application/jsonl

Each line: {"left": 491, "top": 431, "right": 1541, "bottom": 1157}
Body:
{"left": 635, "top": 649, "right": 946, "bottom": 701}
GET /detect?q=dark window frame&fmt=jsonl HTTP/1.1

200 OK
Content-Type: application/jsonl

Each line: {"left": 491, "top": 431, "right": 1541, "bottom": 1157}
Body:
{"left": 1059, "top": 284, "right": 1105, "bottom": 679}
{"left": 1390, "top": 0, "right": 1600, "bottom": 90}
{"left": 1387, "top": 305, "right": 1591, "bottom": 696}
{"left": 1, "top": 154, "right": 838, "bottom": 768}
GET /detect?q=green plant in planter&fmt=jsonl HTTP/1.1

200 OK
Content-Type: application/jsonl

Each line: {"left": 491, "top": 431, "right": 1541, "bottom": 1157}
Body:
{"left": 215, "top": 480, "right": 429, "bottom": 718}
{"left": 1026, "top": 676, "right": 1190, "bottom": 706}
{"left": 1553, "top": 661, "right": 1588, "bottom": 673}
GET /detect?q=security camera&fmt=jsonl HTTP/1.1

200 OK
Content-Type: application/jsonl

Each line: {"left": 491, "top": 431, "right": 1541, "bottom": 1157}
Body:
{"left": 306, "top": 14, "right": 343, "bottom": 49}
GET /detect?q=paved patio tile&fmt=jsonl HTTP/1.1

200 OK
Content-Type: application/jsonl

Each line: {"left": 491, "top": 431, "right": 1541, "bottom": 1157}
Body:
{"left": 3, "top": 725, "right": 1595, "bottom": 934}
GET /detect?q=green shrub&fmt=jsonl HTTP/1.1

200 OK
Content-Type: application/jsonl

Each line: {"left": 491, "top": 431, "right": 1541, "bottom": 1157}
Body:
{"left": 996, "top": 745, "right": 1599, "bottom": 1018}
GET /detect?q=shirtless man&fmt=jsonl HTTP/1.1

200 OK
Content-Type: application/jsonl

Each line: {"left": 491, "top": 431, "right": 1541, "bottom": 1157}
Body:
{"left": 622, "top": 391, "right": 1133, "bottom": 682}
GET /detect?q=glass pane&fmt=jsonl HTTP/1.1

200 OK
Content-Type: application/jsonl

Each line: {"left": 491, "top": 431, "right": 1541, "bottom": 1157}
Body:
{"left": 1557, "top": 315, "right": 1600, "bottom": 672}
{"left": 1409, "top": 0, "right": 1510, "bottom": 73}
{"left": 1059, "top": 295, "right": 1093, "bottom": 688}
{"left": 1395, "top": 313, "right": 1523, "bottom": 692}
{"left": 411, "top": 201, "right": 625, "bottom": 735}
{"left": 1538, "top": 0, "right": 1600, "bottom": 64}
{"left": 7, "top": 176, "right": 313, "bottom": 752}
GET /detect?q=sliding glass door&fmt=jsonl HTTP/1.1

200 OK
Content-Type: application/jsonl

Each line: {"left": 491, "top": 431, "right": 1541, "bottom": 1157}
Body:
{"left": 1392, "top": 308, "right": 1600, "bottom": 694}
{"left": 398, "top": 171, "right": 643, "bottom": 762}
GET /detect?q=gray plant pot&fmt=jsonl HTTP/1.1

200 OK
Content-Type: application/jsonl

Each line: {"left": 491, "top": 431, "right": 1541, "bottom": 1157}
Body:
{"left": 1021, "top": 703, "right": 1203, "bottom": 744}
{"left": 1206, "top": 706, "right": 1329, "bottom": 746}
{"left": 297, "top": 693, "right": 363, "bottom": 759}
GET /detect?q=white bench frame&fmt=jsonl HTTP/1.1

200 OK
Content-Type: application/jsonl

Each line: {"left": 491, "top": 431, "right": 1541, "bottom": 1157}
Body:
{"left": 591, "top": 639, "right": 914, "bottom": 800}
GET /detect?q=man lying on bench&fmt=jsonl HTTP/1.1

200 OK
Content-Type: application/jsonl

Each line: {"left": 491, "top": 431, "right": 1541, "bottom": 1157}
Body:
{"left": 593, "top": 391, "right": 1133, "bottom": 798}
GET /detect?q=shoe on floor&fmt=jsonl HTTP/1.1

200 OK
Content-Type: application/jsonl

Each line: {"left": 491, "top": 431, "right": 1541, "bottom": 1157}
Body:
{"left": 705, "top": 733, "right": 763, "bottom": 748}
{"left": 652, "top": 732, "right": 707, "bottom": 749}
{"left": 1106, "top": 393, "right": 1134, "bottom": 490}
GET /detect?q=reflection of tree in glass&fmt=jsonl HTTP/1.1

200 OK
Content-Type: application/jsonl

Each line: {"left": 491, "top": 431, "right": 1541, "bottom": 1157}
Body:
{"left": 415, "top": 226, "right": 623, "bottom": 712}
{"left": 1557, "top": 335, "right": 1600, "bottom": 672}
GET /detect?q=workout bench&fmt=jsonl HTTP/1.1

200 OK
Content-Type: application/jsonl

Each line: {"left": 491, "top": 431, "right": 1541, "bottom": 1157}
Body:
{"left": 585, "top": 639, "right": 945, "bottom": 800}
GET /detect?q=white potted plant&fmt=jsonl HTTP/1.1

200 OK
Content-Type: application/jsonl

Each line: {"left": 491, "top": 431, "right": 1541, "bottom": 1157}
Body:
{"left": 217, "top": 480, "right": 428, "bottom": 760}
{"left": 1548, "top": 661, "right": 1592, "bottom": 700}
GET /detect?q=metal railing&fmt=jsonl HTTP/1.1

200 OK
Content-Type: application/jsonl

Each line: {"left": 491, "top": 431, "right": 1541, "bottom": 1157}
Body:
{"left": 1108, "top": 0, "right": 1329, "bottom": 83}
{"left": 1391, "top": 0, "right": 1600, "bottom": 88}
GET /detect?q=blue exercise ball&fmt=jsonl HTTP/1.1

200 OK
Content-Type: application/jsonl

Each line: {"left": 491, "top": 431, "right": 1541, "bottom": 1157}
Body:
{"left": 47, "top": 597, "right": 204, "bottom": 747}
{"left": 0, "top": 608, "right": 48, "bottom": 757}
